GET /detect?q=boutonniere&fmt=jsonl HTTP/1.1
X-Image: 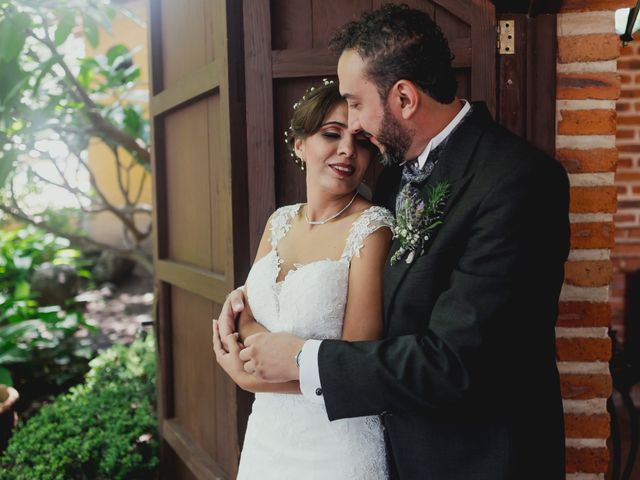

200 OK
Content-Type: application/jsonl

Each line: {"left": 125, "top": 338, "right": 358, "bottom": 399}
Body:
{"left": 390, "top": 182, "right": 450, "bottom": 265}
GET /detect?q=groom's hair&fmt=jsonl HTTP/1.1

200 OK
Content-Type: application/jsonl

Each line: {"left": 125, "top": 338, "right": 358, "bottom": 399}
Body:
{"left": 330, "top": 3, "right": 457, "bottom": 104}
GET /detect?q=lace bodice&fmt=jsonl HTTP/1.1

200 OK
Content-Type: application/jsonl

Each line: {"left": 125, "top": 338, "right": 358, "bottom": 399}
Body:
{"left": 246, "top": 204, "right": 395, "bottom": 340}
{"left": 237, "top": 203, "right": 394, "bottom": 480}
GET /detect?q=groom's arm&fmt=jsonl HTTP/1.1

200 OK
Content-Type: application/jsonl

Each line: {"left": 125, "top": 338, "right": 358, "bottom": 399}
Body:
{"left": 307, "top": 156, "right": 570, "bottom": 419}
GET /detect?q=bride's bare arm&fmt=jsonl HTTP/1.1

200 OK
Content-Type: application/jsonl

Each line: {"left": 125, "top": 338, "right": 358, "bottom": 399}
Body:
{"left": 214, "top": 214, "right": 301, "bottom": 394}
{"left": 341, "top": 226, "right": 393, "bottom": 341}
{"left": 237, "top": 295, "right": 268, "bottom": 342}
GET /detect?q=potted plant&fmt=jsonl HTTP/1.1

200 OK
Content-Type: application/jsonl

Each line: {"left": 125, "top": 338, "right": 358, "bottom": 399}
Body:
{"left": 0, "top": 384, "right": 19, "bottom": 453}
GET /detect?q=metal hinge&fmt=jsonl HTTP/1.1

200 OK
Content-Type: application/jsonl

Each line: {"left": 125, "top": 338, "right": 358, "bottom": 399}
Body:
{"left": 497, "top": 20, "right": 515, "bottom": 55}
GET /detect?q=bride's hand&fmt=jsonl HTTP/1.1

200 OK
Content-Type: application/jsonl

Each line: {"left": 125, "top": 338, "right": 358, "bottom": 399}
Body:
{"left": 214, "top": 287, "right": 246, "bottom": 352}
{"left": 212, "top": 320, "right": 254, "bottom": 392}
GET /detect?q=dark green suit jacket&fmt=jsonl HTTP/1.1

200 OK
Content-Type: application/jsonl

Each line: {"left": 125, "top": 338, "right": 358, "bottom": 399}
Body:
{"left": 318, "top": 103, "right": 570, "bottom": 480}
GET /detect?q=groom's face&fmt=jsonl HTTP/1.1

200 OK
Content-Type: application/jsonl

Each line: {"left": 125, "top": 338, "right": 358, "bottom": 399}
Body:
{"left": 337, "top": 49, "right": 412, "bottom": 165}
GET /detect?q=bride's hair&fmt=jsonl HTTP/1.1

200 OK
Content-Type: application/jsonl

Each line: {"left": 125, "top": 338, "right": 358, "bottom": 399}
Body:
{"left": 284, "top": 79, "right": 342, "bottom": 168}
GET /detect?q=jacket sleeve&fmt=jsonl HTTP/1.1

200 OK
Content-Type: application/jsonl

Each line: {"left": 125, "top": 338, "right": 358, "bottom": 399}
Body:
{"left": 318, "top": 157, "right": 570, "bottom": 420}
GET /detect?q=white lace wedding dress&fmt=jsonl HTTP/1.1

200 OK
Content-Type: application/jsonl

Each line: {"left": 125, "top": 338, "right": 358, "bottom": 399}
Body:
{"left": 236, "top": 203, "right": 394, "bottom": 480}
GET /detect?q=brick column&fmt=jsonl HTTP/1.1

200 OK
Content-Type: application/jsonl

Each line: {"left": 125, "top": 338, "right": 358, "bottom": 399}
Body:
{"left": 556, "top": 4, "right": 626, "bottom": 478}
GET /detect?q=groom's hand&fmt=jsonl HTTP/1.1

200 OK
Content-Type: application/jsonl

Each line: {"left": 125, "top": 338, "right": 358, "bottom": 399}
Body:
{"left": 240, "top": 332, "right": 305, "bottom": 383}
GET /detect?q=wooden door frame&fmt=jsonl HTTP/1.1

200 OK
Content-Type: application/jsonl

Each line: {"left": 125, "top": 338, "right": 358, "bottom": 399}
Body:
{"left": 149, "top": 0, "right": 250, "bottom": 477}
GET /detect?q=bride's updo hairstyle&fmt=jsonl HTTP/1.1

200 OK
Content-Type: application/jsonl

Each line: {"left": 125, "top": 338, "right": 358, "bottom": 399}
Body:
{"left": 284, "top": 79, "right": 341, "bottom": 171}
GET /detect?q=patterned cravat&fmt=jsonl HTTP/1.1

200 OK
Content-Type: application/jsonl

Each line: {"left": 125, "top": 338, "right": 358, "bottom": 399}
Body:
{"left": 395, "top": 104, "right": 473, "bottom": 213}
{"left": 395, "top": 143, "right": 446, "bottom": 214}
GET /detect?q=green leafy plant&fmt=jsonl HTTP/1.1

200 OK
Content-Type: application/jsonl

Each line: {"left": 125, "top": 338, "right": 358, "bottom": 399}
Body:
{"left": 0, "top": 0, "right": 152, "bottom": 272}
{"left": 0, "top": 334, "right": 158, "bottom": 480}
{"left": 0, "top": 225, "right": 96, "bottom": 388}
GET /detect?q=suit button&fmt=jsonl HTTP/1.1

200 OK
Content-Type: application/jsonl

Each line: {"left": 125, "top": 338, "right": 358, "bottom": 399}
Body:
{"left": 315, "top": 388, "right": 323, "bottom": 396}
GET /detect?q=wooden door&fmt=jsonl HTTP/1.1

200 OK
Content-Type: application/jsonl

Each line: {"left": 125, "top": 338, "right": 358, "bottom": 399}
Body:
{"left": 148, "top": 0, "right": 249, "bottom": 478}
{"left": 244, "top": 0, "right": 496, "bottom": 259}
{"left": 151, "top": 1, "right": 502, "bottom": 478}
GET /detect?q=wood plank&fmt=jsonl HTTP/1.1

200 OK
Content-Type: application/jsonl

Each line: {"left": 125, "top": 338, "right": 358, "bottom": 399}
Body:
{"left": 272, "top": 41, "right": 470, "bottom": 78}
{"left": 271, "top": 0, "right": 312, "bottom": 50}
{"left": 432, "top": 0, "right": 472, "bottom": 25}
{"left": 497, "top": 14, "right": 527, "bottom": 137}
{"left": 449, "top": 37, "right": 471, "bottom": 68}
{"left": 156, "top": 259, "right": 229, "bottom": 304}
{"left": 526, "top": 13, "right": 556, "bottom": 156}
{"left": 272, "top": 49, "right": 339, "bottom": 78}
{"left": 471, "top": 0, "right": 496, "bottom": 115}
{"left": 150, "top": 62, "right": 220, "bottom": 116}
{"left": 243, "top": 0, "right": 276, "bottom": 260}
{"left": 311, "top": 0, "right": 371, "bottom": 48}
{"left": 163, "top": 419, "right": 228, "bottom": 480}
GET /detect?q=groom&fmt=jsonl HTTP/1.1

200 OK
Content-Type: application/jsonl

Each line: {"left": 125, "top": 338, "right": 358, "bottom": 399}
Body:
{"left": 218, "top": 4, "right": 569, "bottom": 479}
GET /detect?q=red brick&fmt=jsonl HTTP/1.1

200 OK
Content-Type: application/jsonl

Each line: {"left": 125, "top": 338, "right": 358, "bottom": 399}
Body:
{"left": 570, "top": 222, "right": 615, "bottom": 249}
{"left": 558, "top": 109, "right": 616, "bottom": 135}
{"left": 617, "top": 102, "right": 631, "bottom": 112}
{"left": 614, "top": 213, "right": 636, "bottom": 223}
{"left": 558, "top": 34, "right": 620, "bottom": 63}
{"left": 565, "top": 447, "right": 609, "bottom": 474}
{"left": 636, "top": 73, "right": 640, "bottom": 83}
{"left": 618, "top": 144, "right": 640, "bottom": 152}
{"left": 618, "top": 59, "right": 640, "bottom": 70}
{"left": 618, "top": 185, "right": 629, "bottom": 195}
{"left": 570, "top": 187, "right": 617, "bottom": 213}
{"left": 565, "top": 260, "right": 613, "bottom": 287}
{"left": 616, "top": 172, "right": 640, "bottom": 182}
{"left": 620, "top": 89, "right": 640, "bottom": 98}
{"left": 561, "top": 0, "right": 636, "bottom": 12}
{"left": 617, "top": 115, "right": 640, "bottom": 125}
{"left": 564, "top": 413, "right": 610, "bottom": 438}
{"left": 556, "top": 148, "right": 617, "bottom": 173}
{"left": 560, "top": 374, "right": 612, "bottom": 400}
{"left": 613, "top": 243, "right": 640, "bottom": 254}
{"left": 616, "top": 129, "right": 635, "bottom": 139}
{"left": 620, "top": 73, "right": 632, "bottom": 84}
{"left": 558, "top": 302, "right": 610, "bottom": 327}
{"left": 617, "top": 157, "right": 634, "bottom": 168}
{"left": 613, "top": 258, "right": 640, "bottom": 271}
{"left": 557, "top": 73, "right": 621, "bottom": 100}
{"left": 556, "top": 337, "right": 611, "bottom": 362}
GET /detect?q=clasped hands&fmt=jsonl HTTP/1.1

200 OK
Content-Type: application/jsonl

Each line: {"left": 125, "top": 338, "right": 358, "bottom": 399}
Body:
{"left": 212, "top": 288, "right": 304, "bottom": 386}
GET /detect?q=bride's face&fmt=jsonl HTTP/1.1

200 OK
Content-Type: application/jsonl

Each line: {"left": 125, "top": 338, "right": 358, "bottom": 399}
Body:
{"left": 295, "top": 102, "right": 374, "bottom": 195}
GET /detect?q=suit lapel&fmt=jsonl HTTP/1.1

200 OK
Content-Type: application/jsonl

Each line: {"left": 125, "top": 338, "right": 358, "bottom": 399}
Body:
{"left": 384, "top": 102, "right": 493, "bottom": 324}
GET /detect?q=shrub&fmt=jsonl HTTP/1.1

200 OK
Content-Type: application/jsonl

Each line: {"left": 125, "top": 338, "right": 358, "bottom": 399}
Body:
{"left": 0, "top": 225, "right": 96, "bottom": 388}
{"left": 0, "top": 334, "right": 158, "bottom": 480}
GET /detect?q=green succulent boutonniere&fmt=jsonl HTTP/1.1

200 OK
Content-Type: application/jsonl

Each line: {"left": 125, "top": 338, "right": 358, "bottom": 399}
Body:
{"left": 390, "top": 181, "right": 451, "bottom": 265}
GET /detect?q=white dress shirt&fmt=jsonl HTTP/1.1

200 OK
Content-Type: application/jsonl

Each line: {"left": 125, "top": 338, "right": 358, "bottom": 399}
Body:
{"left": 299, "top": 99, "right": 471, "bottom": 404}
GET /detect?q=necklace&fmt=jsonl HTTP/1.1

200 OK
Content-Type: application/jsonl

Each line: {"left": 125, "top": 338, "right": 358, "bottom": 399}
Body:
{"left": 305, "top": 191, "right": 359, "bottom": 225}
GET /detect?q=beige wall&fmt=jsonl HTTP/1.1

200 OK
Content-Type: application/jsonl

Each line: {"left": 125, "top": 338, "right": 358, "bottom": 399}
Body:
{"left": 87, "top": 0, "right": 151, "bottom": 249}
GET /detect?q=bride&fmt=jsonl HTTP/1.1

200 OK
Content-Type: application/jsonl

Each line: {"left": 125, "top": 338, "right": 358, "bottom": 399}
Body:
{"left": 212, "top": 80, "right": 394, "bottom": 479}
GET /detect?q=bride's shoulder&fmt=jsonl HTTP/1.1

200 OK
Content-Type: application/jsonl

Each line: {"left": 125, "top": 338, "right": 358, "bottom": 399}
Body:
{"left": 356, "top": 205, "right": 395, "bottom": 228}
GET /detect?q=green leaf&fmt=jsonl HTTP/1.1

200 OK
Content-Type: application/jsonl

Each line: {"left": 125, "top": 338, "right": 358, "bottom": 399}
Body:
{"left": 82, "top": 14, "right": 99, "bottom": 49}
{"left": 54, "top": 11, "right": 75, "bottom": 46}
{"left": 0, "top": 16, "right": 27, "bottom": 62}
{"left": 0, "top": 149, "right": 17, "bottom": 189}
{"left": 0, "top": 366, "right": 12, "bottom": 386}
{"left": 14, "top": 280, "right": 30, "bottom": 299}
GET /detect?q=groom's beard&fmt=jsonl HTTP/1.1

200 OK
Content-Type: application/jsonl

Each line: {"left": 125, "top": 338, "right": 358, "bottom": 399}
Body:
{"left": 376, "top": 105, "right": 414, "bottom": 167}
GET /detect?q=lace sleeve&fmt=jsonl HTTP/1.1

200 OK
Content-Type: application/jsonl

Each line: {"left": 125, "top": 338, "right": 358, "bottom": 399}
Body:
{"left": 269, "top": 204, "right": 302, "bottom": 249}
{"left": 341, "top": 206, "right": 395, "bottom": 261}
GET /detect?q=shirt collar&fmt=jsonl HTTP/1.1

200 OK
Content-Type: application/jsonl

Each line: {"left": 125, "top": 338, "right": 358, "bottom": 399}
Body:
{"left": 415, "top": 99, "right": 471, "bottom": 170}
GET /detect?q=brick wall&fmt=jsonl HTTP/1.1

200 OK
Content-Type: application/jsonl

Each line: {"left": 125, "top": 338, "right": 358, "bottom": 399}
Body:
{"left": 613, "top": 34, "right": 640, "bottom": 347}
{"left": 556, "top": 3, "right": 629, "bottom": 478}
